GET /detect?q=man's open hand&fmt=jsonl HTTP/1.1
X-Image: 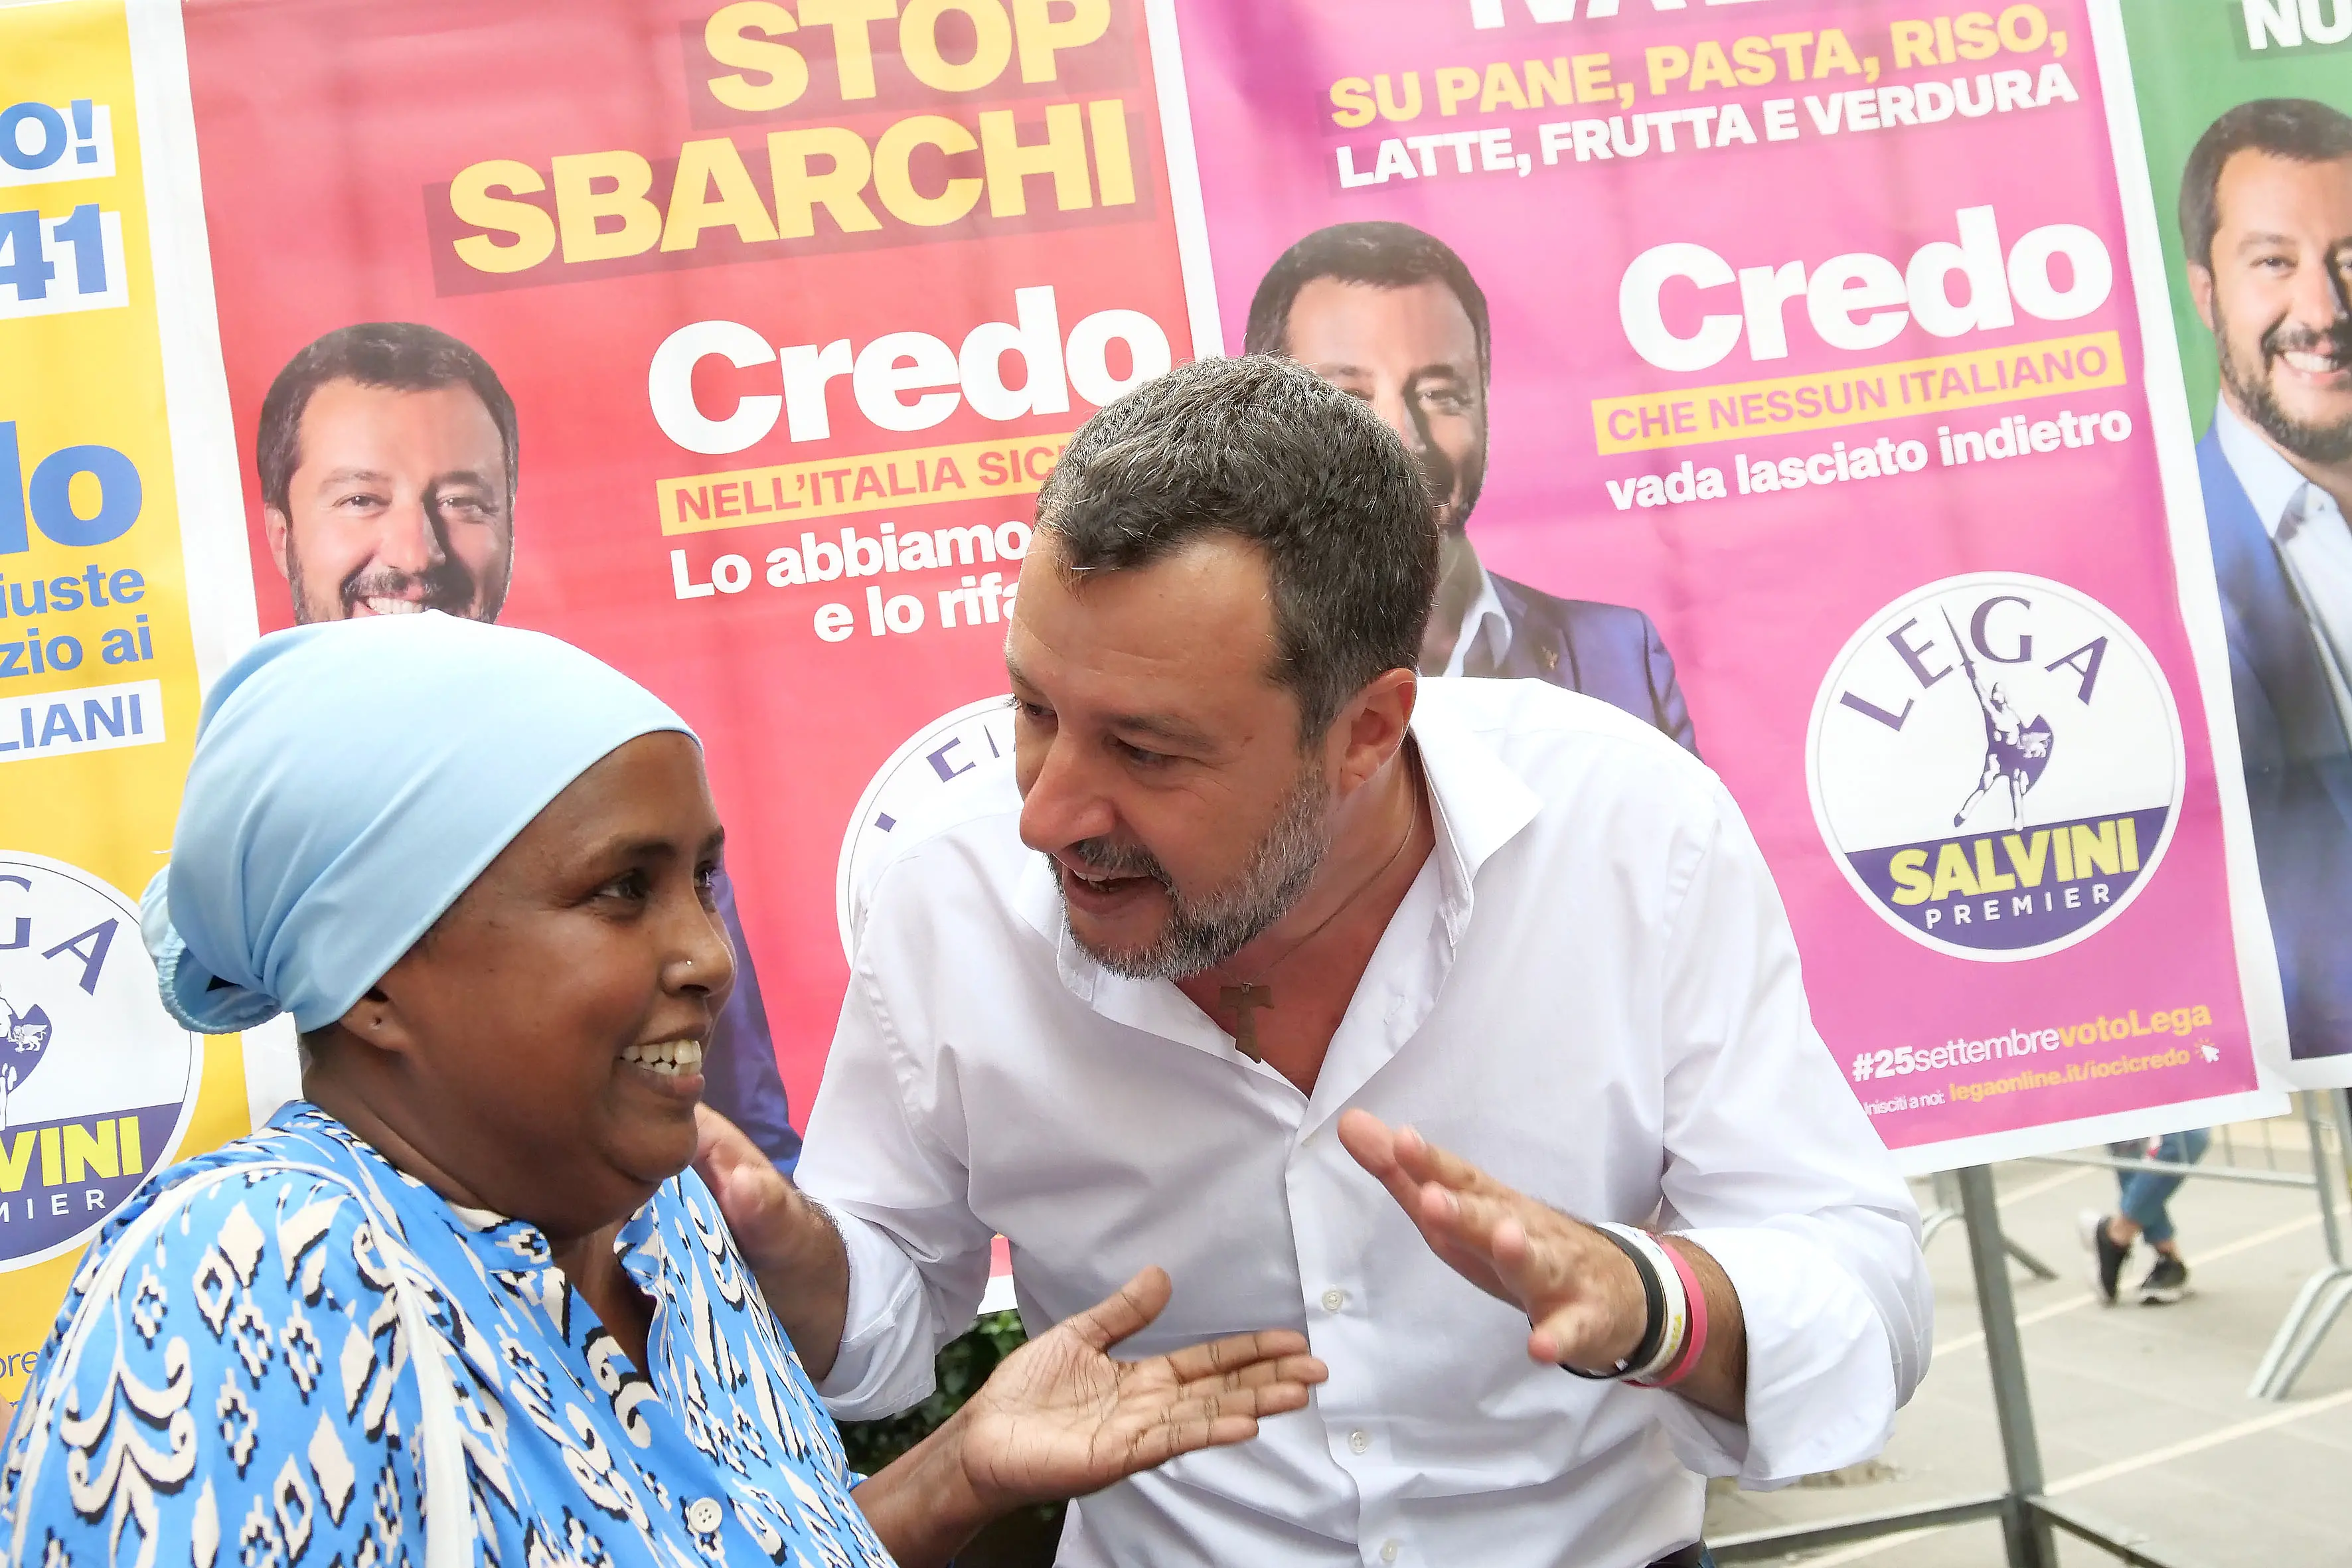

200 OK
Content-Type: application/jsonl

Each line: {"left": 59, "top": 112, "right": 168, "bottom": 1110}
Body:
{"left": 1336, "top": 1108, "right": 1649, "bottom": 1372}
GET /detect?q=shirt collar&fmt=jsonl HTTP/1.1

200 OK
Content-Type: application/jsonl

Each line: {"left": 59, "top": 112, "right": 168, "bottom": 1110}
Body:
{"left": 276, "top": 1099, "right": 654, "bottom": 1279}
{"left": 2215, "top": 397, "right": 2329, "bottom": 541}
{"left": 1409, "top": 678, "right": 1543, "bottom": 920}
{"left": 1014, "top": 680, "right": 1542, "bottom": 1007}
{"left": 1443, "top": 562, "right": 1512, "bottom": 678}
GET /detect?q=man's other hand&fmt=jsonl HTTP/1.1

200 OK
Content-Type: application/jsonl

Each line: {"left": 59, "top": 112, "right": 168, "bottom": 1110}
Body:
{"left": 1336, "top": 1108, "right": 1648, "bottom": 1373}
{"left": 694, "top": 1103, "right": 850, "bottom": 1375}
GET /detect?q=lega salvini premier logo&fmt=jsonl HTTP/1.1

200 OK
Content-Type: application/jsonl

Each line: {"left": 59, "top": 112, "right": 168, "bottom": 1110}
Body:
{"left": 836, "top": 696, "right": 1017, "bottom": 959}
{"left": 1808, "top": 574, "right": 2184, "bottom": 961}
{"left": 0, "top": 852, "right": 196, "bottom": 1270}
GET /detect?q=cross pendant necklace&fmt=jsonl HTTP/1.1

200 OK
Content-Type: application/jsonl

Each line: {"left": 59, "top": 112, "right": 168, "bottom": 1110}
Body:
{"left": 1215, "top": 804, "right": 1418, "bottom": 1062}
{"left": 1219, "top": 980, "right": 1277, "bottom": 1061}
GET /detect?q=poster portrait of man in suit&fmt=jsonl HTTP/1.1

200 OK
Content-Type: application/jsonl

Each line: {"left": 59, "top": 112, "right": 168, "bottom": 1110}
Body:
{"left": 2181, "top": 99, "right": 2352, "bottom": 1058}
{"left": 1245, "top": 221, "right": 1698, "bottom": 754}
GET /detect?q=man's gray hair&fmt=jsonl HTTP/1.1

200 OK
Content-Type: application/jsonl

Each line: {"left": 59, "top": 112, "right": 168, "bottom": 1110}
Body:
{"left": 1034, "top": 356, "right": 1440, "bottom": 740}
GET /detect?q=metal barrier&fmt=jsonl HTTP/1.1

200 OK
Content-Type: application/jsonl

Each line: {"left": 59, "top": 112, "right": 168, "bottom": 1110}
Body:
{"left": 2021, "top": 1089, "right": 2352, "bottom": 1401}
{"left": 1714, "top": 1166, "right": 2189, "bottom": 1568}
{"left": 1919, "top": 1168, "right": 2059, "bottom": 1281}
{"left": 2249, "top": 1092, "right": 2351, "bottom": 1400}
{"left": 1723, "top": 1098, "right": 2351, "bottom": 1564}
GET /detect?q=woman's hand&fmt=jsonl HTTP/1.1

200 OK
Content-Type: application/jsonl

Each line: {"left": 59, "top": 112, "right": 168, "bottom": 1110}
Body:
{"left": 854, "top": 1268, "right": 1326, "bottom": 1568}
{"left": 691, "top": 1106, "right": 851, "bottom": 1377}
{"left": 953, "top": 1266, "right": 1327, "bottom": 1509}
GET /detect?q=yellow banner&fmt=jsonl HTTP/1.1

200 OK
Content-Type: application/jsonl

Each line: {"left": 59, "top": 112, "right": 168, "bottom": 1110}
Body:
{"left": 658, "top": 433, "right": 1074, "bottom": 536}
{"left": 0, "top": 0, "right": 250, "bottom": 1429}
{"left": 1591, "top": 331, "right": 2129, "bottom": 455}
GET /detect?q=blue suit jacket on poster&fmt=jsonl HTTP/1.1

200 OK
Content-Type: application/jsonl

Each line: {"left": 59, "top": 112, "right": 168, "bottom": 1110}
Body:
{"left": 708, "top": 866, "right": 805, "bottom": 1171}
{"left": 1487, "top": 571, "right": 1701, "bottom": 755}
{"left": 2199, "top": 428, "right": 2352, "bottom": 1058}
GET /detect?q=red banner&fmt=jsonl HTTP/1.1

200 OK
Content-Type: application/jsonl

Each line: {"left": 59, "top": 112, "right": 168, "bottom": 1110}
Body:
{"left": 184, "top": 0, "right": 1193, "bottom": 1120}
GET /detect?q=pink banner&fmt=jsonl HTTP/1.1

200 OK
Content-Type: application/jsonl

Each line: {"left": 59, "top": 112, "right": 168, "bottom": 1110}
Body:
{"left": 1164, "top": 0, "right": 2279, "bottom": 1164}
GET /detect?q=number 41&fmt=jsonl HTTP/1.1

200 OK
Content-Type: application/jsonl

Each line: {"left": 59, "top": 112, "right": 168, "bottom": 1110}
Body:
{"left": 0, "top": 204, "right": 108, "bottom": 301}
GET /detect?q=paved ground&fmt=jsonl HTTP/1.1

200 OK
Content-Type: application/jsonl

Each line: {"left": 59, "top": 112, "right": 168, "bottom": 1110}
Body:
{"left": 1703, "top": 1110, "right": 2352, "bottom": 1567}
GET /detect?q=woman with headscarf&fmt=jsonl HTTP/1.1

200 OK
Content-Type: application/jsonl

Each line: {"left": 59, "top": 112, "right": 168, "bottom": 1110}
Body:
{"left": 0, "top": 613, "right": 1324, "bottom": 1568}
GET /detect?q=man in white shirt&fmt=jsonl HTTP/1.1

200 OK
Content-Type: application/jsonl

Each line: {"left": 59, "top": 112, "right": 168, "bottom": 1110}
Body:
{"left": 2180, "top": 99, "right": 2352, "bottom": 1058}
{"left": 709, "top": 356, "right": 1928, "bottom": 1567}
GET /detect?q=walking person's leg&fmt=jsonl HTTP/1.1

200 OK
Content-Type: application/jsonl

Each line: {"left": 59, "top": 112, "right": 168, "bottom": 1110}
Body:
{"left": 2082, "top": 1142, "right": 2142, "bottom": 1303}
{"left": 2125, "top": 1129, "right": 2209, "bottom": 1302}
{"left": 2082, "top": 1130, "right": 2209, "bottom": 1304}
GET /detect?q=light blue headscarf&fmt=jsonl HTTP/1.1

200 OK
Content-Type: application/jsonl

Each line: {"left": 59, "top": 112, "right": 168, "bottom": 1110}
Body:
{"left": 142, "top": 612, "right": 695, "bottom": 1035}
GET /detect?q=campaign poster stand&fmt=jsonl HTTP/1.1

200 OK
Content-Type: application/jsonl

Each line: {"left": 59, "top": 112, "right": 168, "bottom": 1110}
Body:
{"left": 1713, "top": 1168, "right": 2179, "bottom": 1568}
{"left": 1922, "top": 1170, "right": 2060, "bottom": 1283}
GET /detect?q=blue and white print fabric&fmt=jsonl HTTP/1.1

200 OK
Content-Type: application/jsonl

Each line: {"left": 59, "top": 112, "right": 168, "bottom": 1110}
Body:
{"left": 0, "top": 1103, "right": 896, "bottom": 1568}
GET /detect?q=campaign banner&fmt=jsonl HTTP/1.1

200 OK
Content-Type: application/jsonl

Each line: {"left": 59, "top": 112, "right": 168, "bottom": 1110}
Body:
{"left": 0, "top": 0, "right": 260, "bottom": 1431}
{"left": 2106, "top": 0, "right": 2352, "bottom": 1086}
{"left": 177, "top": 0, "right": 1196, "bottom": 1164}
{"left": 1157, "top": 0, "right": 2290, "bottom": 1168}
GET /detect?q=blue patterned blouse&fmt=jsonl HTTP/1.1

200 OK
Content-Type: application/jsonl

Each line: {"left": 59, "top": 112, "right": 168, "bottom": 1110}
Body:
{"left": 0, "top": 1104, "right": 896, "bottom": 1568}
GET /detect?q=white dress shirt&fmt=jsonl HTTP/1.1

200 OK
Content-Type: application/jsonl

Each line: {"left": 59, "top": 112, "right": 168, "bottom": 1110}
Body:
{"left": 798, "top": 678, "right": 1930, "bottom": 1568}
{"left": 2215, "top": 398, "right": 2352, "bottom": 738}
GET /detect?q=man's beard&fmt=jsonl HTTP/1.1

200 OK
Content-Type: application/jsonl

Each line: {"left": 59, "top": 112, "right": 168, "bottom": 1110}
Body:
{"left": 286, "top": 538, "right": 503, "bottom": 626}
{"left": 1415, "top": 437, "right": 1488, "bottom": 538}
{"left": 2216, "top": 295, "right": 2352, "bottom": 466}
{"left": 1057, "top": 761, "right": 1332, "bottom": 980}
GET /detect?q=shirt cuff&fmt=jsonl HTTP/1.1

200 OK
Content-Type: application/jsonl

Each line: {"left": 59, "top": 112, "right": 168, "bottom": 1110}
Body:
{"left": 1653, "top": 1225, "right": 1900, "bottom": 1487}
{"left": 810, "top": 1206, "right": 939, "bottom": 1419}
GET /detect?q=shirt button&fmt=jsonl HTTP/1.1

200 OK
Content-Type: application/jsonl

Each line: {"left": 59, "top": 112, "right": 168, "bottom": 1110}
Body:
{"left": 686, "top": 1497, "right": 723, "bottom": 1533}
{"left": 1321, "top": 1288, "right": 1348, "bottom": 1313}
{"left": 1348, "top": 1429, "right": 1371, "bottom": 1454}
{"left": 1382, "top": 1542, "right": 1401, "bottom": 1563}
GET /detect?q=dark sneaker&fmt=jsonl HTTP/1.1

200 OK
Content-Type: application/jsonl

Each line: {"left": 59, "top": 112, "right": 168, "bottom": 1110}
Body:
{"left": 2080, "top": 1210, "right": 2129, "bottom": 1304}
{"left": 2136, "top": 1257, "right": 2189, "bottom": 1304}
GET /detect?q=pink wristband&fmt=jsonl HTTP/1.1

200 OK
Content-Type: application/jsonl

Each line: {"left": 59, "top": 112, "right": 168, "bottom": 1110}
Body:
{"left": 1639, "top": 1238, "right": 1709, "bottom": 1387}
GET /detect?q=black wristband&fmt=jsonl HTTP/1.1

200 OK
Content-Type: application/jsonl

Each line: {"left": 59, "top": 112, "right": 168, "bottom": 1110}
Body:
{"left": 1558, "top": 1224, "right": 1663, "bottom": 1380}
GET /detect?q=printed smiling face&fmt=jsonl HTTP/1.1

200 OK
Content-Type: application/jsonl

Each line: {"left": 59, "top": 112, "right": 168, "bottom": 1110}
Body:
{"left": 2195, "top": 149, "right": 2352, "bottom": 465}
{"left": 1283, "top": 277, "right": 1488, "bottom": 534}
{"left": 266, "top": 378, "right": 515, "bottom": 624}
